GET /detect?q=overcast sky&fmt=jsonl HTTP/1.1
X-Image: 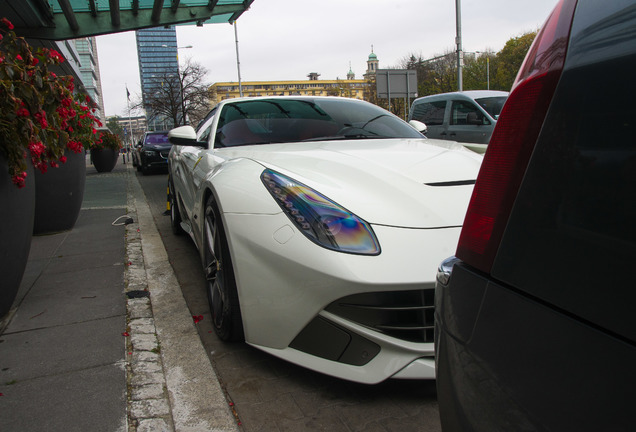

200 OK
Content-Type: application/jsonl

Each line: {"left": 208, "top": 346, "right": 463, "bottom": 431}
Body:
{"left": 96, "top": 0, "right": 558, "bottom": 118}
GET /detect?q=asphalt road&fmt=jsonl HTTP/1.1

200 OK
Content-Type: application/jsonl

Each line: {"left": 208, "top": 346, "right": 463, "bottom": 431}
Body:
{"left": 136, "top": 168, "right": 441, "bottom": 432}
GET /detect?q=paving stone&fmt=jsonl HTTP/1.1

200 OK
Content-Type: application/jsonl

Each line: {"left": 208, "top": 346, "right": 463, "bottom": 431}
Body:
{"left": 128, "top": 298, "right": 153, "bottom": 319}
{"left": 129, "top": 318, "right": 156, "bottom": 334}
{"left": 131, "top": 398, "right": 170, "bottom": 418}
{"left": 131, "top": 382, "right": 165, "bottom": 401}
{"left": 133, "top": 351, "right": 161, "bottom": 363}
{"left": 131, "top": 371, "right": 165, "bottom": 387}
{"left": 132, "top": 360, "right": 163, "bottom": 375}
{"left": 136, "top": 418, "right": 174, "bottom": 432}
{"left": 131, "top": 333, "right": 159, "bottom": 351}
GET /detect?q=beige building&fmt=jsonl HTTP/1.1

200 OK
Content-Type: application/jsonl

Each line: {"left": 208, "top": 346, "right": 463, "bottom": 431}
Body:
{"left": 107, "top": 115, "right": 147, "bottom": 144}
{"left": 209, "top": 51, "right": 380, "bottom": 106}
{"left": 210, "top": 77, "right": 370, "bottom": 106}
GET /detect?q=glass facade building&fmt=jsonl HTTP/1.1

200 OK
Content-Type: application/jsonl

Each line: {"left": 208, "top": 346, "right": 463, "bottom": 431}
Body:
{"left": 74, "top": 37, "right": 106, "bottom": 123}
{"left": 135, "top": 27, "right": 180, "bottom": 130}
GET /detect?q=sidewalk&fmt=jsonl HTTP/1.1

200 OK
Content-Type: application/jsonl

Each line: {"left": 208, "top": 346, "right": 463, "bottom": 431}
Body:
{"left": 0, "top": 155, "right": 238, "bottom": 432}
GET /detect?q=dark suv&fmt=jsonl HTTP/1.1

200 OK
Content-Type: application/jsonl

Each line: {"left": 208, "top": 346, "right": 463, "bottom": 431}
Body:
{"left": 136, "top": 131, "right": 171, "bottom": 174}
{"left": 434, "top": 0, "right": 636, "bottom": 430}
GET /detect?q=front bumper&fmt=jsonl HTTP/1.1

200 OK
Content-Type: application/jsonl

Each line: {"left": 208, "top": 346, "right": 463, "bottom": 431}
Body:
{"left": 142, "top": 148, "right": 170, "bottom": 169}
{"left": 223, "top": 212, "right": 460, "bottom": 383}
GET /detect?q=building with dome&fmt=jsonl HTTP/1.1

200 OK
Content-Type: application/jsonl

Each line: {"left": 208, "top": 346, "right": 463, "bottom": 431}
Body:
{"left": 209, "top": 51, "right": 380, "bottom": 106}
{"left": 364, "top": 47, "right": 380, "bottom": 80}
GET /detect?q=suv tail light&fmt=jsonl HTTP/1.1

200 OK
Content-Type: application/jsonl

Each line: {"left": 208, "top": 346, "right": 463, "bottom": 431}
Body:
{"left": 455, "top": 0, "right": 578, "bottom": 273}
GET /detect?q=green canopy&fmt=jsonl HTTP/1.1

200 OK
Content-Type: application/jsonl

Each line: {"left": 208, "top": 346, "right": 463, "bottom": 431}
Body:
{"left": 1, "top": 0, "right": 254, "bottom": 40}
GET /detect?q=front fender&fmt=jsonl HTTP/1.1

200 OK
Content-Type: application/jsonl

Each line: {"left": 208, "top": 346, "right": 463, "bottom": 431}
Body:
{"left": 191, "top": 157, "right": 282, "bottom": 258}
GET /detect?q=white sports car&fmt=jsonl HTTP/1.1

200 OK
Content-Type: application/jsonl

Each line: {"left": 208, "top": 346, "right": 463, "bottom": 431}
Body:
{"left": 167, "top": 96, "right": 482, "bottom": 384}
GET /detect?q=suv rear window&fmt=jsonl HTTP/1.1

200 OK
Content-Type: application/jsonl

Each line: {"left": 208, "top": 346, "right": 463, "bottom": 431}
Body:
{"left": 410, "top": 101, "right": 446, "bottom": 126}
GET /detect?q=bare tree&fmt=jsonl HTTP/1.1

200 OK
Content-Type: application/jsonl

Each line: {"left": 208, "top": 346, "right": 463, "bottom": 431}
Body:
{"left": 143, "top": 58, "right": 210, "bottom": 128}
{"left": 397, "top": 51, "right": 457, "bottom": 98}
{"left": 393, "top": 30, "right": 537, "bottom": 100}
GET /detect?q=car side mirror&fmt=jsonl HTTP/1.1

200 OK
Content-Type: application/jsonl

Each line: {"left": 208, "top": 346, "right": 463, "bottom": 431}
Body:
{"left": 409, "top": 120, "right": 428, "bottom": 135}
{"left": 168, "top": 126, "right": 207, "bottom": 148}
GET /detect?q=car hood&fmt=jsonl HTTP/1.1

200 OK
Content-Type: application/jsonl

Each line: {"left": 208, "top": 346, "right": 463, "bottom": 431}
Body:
{"left": 220, "top": 138, "right": 483, "bottom": 228}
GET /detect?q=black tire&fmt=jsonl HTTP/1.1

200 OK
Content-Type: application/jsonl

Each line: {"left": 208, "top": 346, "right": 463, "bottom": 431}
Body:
{"left": 168, "top": 178, "right": 184, "bottom": 235}
{"left": 204, "top": 196, "right": 244, "bottom": 342}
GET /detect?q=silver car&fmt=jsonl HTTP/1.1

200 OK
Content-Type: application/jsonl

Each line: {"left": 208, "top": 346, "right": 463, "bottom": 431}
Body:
{"left": 409, "top": 90, "right": 508, "bottom": 152}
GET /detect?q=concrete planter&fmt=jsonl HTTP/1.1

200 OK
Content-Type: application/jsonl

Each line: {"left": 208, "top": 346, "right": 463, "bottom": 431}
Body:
{"left": 33, "top": 149, "right": 86, "bottom": 235}
{"left": 0, "top": 155, "right": 35, "bottom": 317}
{"left": 90, "top": 148, "right": 119, "bottom": 173}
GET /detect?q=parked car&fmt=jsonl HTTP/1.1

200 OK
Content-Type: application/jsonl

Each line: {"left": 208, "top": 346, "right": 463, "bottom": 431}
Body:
{"left": 167, "top": 96, "right": 483, "bottom": 384}
{"left": 435, "top": 0, "right": 636, "bottom": 429}
{"left": 409, "top": 90, "right": 508, "bottom": 153}
{"left": 131, "top": 139, "right": 141, "bottom": 168}
{"left": 135, "top": 131, "right": 171, "bottom": 174}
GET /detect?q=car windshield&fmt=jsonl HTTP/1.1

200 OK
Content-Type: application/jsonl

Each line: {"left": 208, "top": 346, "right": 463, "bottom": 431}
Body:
{"left": 475, "top": 96, "right": 507, "bottom": 119}
{"left": 215, "top": 98, "right": 424, "bottom": 147}
{"left": 145, "top": 133, "right": 170, "bottom": 144}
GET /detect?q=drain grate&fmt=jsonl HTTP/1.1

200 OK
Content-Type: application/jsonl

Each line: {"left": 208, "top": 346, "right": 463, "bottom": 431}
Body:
{"left": 126, "top": 290, "right": 150, "bottom": 299}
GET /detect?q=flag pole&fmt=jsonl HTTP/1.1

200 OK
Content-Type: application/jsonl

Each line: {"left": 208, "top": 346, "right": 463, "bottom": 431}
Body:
{"left": 126, "top": 85, "right": 133, "bottom": 162}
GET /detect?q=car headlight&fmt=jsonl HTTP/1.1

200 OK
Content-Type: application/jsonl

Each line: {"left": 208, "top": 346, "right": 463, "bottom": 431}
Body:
{"left": 144, "top": 149, "right": 157, "bottom": 156}
{"left": 261, "top": 169, "right": 380, "bottom": 255}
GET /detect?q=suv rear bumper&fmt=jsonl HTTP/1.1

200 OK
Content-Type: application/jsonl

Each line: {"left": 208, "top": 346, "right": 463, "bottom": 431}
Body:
{"left": 435, "top": 261, "right": 636, "bottom": 431}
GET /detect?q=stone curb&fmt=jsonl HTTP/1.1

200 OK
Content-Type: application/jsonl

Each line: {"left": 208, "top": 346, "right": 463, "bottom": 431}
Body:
{"left": 122, "top": 164, "right": 239, "bottom": 432}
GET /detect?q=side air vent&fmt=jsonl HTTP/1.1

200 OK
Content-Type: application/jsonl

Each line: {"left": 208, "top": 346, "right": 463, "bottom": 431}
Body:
{"left": 325, "top": 289, "right": 435, "bottom": 343}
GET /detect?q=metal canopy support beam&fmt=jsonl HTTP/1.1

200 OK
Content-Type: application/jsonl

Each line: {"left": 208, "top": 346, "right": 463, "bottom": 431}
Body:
{"left": 151, "top": 0, "right": 163, "bottom": 23}
{"left": 88, "top": 0, "right": 97, "bottom": 17}
{"left": 31, "top": 0, "right": 54, "bottom": 21}
{"left": 57, "top": 0, "right": 79, "bottom": 32}
{"left": 230, "top": 0, "right": 254, "bottom": 22}
{"left": 109, "top": 0, "right": 120, "bottom": 28}
{"left": 14, "top": 1, "right": 252, "bottom": 40}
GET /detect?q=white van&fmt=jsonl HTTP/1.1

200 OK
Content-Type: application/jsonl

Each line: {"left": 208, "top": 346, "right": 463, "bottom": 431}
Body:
{"left": 409, "top": 90, "right": 508, "bottom": 153}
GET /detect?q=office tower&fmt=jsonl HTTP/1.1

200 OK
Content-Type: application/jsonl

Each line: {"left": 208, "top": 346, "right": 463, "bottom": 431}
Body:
{"left": 135, "top": 26, "right": 180, "bottom": 130}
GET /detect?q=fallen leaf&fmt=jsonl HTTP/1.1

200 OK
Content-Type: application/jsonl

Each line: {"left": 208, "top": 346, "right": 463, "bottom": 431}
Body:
{"left": 193, "top": 315, "right": 203, "bottom": 324}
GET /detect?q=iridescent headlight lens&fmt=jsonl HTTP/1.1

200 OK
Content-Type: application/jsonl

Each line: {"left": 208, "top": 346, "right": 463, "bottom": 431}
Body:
{"left": 261, "top": 169, "right": 380, "bottom": 255}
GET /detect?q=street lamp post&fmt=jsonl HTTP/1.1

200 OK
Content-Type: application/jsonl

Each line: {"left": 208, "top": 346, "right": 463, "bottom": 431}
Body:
{"left": 474, "top": 51, "right": 492, "bottom": 90}
{"left": 233, "top": 21, "right": 243, "bottom": 97}
{"left": 176, "top": 45, "right": 192, "bottom": 125}
{"left": 455, "top": 0, "right": 463, "bottom": 92}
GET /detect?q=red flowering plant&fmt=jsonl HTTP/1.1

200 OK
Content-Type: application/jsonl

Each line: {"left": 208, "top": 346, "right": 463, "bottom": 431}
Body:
{"left": 0, "top": 17, "right": 101, "bottom": 188}
{"left": 93, "top": 130, "right": 122, "bottom": 152}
